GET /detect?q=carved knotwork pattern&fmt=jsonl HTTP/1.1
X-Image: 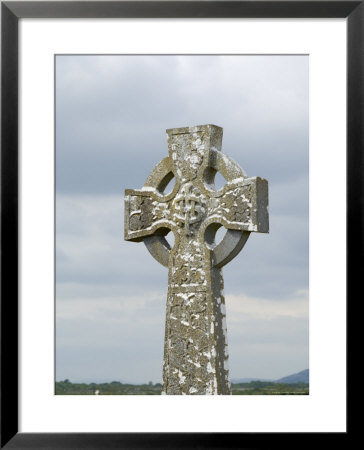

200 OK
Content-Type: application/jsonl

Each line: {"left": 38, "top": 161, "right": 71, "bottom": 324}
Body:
{"left": 172, "top": 183, "right": 207, "bottom": 236}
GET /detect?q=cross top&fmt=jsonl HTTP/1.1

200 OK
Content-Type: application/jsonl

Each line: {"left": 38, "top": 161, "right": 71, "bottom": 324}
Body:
{"left": 125, "top": 124, "right": 268, "bottom": 395}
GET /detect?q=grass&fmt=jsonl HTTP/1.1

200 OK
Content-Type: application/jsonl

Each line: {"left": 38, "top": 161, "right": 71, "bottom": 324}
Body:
{"left": 55, "top": 380, "right": 309, "bottom": 395}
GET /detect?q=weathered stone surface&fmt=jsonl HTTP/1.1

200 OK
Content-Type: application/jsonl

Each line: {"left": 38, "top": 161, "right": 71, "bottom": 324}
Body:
{"left": 124, "top": 124, "right": 269, "bottom": 395}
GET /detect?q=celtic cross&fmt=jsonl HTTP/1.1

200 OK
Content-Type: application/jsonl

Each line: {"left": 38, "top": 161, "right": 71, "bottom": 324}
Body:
{"left": 124, "top": 125, "right": 268, "bottom": 395}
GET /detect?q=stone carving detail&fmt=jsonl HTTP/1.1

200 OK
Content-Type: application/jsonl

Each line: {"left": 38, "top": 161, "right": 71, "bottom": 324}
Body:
{"left": 169, "top": 131, "right": 206, "bottom": 182}
{"left": 124, "top": 124, "right": 269, "bottom": 395}
{"left": 152, "top": 200, "right": 170, "bottom": 221}
{"left": 225, "top": 185, "right": 253, "bottom": 223}
{"left": 209, "top": 185, "right": 253, "bottom": 224}
{"left": 165, "top": 292, "right": 213, "bottom": 395}
{"left": 128, "top": 195, "right": 153, "bottom": 231}
{"left": 172, "top": 240, "right": 205, "bottom": 287}
{"left": 172, "top": 182, "right": 206, "bottom": 236}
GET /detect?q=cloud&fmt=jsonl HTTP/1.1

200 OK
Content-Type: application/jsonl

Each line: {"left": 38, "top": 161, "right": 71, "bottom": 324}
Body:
{"left": 226, "top": 289, "right": 309, "bottom": 379}
{"left": 57, "top": 291, "right": 165, "bottom": 325}
{"left": 56, "top": 55, "right": 308, "bottom": 195}
{"left": 56, "top": 291, "right": 166, "bottom": 383}
{"left": 56, "top": 193, "right": 168, "bottom": 291}
{"left": 227, "top": 289, "right": 309, "bottom": 321}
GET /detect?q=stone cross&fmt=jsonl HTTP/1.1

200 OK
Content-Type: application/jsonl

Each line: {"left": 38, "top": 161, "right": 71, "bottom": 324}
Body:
{"left": 124, "top": 125, "right": 268, "bottom": 395}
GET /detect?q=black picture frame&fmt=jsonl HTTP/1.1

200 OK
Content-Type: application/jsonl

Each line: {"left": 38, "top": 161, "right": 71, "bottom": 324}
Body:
{"left": 1, "top": 1, "right": 358, "bottom": 448}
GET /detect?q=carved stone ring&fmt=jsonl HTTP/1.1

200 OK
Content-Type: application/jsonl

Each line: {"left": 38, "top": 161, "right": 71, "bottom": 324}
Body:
{"left": 138, "top": 130, "right": 263, "bottom": 268}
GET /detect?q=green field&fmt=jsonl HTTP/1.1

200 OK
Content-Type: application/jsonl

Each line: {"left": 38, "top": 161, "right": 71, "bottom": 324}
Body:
{"left": 55, "top": 380, "right": 308, "bottom": 395}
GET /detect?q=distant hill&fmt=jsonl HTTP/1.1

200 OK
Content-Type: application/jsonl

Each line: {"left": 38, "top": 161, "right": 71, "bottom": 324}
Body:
{"left": 276, "top": 369, "right": 309, "bottom": 384}
{"left": 232, "top": 369, "right": 309, "bottom": 385}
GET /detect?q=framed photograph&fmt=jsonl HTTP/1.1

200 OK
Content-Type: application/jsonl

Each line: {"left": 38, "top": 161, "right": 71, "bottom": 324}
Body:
{"left": 1, "top": 1, "right": 357, "bottom": 448}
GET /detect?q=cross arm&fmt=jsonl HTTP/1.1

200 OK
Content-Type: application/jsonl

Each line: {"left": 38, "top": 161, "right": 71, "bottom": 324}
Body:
{"left": 124, "top": 189, "right": 173, "bottom": 242}
{"left": 205, "top": 176, "right": 269, "bottom": 234}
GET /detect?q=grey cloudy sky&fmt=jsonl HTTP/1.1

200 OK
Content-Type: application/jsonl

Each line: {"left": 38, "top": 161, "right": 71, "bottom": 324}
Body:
{"left": 56, "top": 55, "right": 308, "bottom": 384}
